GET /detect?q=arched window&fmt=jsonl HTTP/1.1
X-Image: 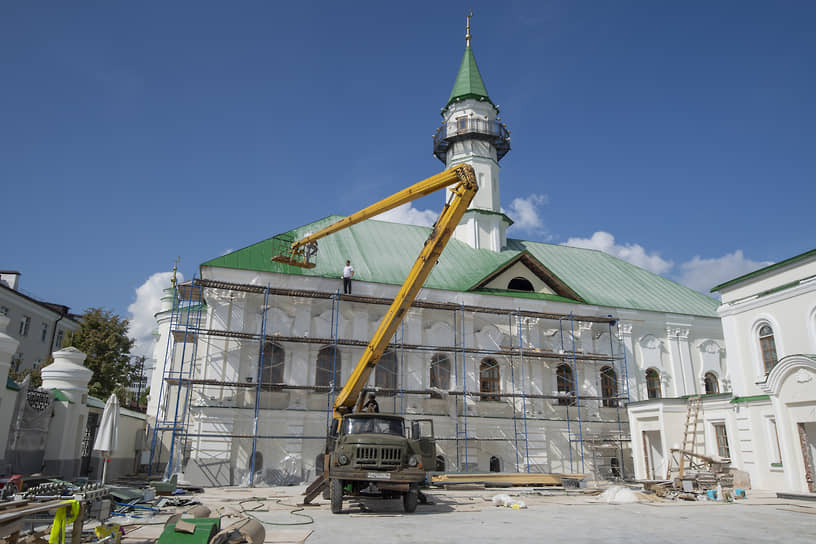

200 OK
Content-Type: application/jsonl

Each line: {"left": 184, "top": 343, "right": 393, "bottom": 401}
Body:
{"left": 556, "top": 363, "right": 575, "bottom": 406}
{"left": 480, "top": 358, "right": 500, "bottom": 401}
{"left": 646, "top": 368, "right": 661, "bottom": 399}
{"left": 489, "top": 456, "right": 501, "bottom": 472}
{"left": 704, "top": 372, "right": 719, "bottom": 394}
{"left": 758, "top": 325, "right": 778, "bottom": 374}
{"left": 429, "top": 353, "right": 451, "bottom": 398}
{"left": 376, "top": 350, "right": 398, "bottom": 396}
{"left": 261, "top": 342, "right": 284, "bottom": 385}
{"left": 508, "top": 277, "right": 534, "bottom": 292}
{"left": 316, "top": 346, "right": 341, "bottom": 388}
{"left": 600, "top": 366, "right": 617, "bottom": 407}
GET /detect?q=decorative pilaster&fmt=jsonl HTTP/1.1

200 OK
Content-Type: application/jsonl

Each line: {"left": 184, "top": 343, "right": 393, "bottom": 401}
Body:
{"left": 666, "top": 327, "right": 696, "bottom": 395}
{"left": 618, "top": 322, "right": 638, "bottom": 402}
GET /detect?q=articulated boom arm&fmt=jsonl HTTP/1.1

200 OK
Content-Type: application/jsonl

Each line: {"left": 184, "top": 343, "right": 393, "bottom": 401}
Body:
{"left": 273, "top": 164, "right": 477, "bottom": 422}
{"left": 275, "top": 166, "right": 476, "bottom": 268}
{"left": 332, "top": 165, "right": 477, "bottom": 420}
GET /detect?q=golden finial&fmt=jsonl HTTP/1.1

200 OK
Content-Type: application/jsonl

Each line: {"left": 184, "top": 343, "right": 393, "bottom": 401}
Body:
{"left": 466, "top": 10, "right": 473, "bottom": 47}
{"left": 171, "top": 257, "right": 180, "bottom": 288}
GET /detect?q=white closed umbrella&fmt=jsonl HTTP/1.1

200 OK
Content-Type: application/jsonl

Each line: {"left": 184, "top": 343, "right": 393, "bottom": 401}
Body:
{"left": 92, "top": 394, "right": 120, "bottom": 484}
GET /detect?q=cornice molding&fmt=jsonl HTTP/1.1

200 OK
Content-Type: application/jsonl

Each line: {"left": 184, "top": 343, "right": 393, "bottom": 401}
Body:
{"left": 718, "top": 279, "right": 816, "bottom": 318}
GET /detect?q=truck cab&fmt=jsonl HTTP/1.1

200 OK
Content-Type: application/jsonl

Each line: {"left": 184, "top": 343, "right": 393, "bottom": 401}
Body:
{"left": 326, "top": 413, "right": 434, "bottom": 513}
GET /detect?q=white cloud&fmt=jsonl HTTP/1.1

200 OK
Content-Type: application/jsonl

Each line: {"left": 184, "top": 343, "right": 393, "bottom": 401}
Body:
{"left": 377, "top": 203, "right": 437, "bottom": 227}
{"left": 677, "top": 250, "right": 773, "bottom": 293}
{"left": 563, "top": 231, "right": 674, "bottom": 275}
{"left": 505, "top": 194, "right": 549, "bottom": 234}
{"left": 128, "top": 271, "right": 182, "bottom": 358}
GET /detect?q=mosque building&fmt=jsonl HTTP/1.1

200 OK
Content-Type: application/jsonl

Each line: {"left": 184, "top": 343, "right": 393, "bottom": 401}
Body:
{"left": 147, "top": 18, "right": 726, "bottom": 486}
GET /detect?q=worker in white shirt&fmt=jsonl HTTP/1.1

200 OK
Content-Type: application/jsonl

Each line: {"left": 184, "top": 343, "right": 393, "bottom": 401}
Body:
{"left": 342, "top": 260, "right": 355, "bottom": 294}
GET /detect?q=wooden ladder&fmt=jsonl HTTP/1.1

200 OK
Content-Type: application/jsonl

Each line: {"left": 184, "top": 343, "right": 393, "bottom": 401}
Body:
{"left": 667, "top": 395, "right": 702, "bottom": 480}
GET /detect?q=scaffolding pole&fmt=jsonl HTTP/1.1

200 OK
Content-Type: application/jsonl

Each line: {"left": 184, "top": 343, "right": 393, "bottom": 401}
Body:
{"left": 249, "top": 284, "right": 271, "bottom": 486}
{"left": 517, "top": 309, "right": 530, "bottom": 472}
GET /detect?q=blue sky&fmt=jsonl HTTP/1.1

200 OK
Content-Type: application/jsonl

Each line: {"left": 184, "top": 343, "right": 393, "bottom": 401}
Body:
{"left": 2, "top": 1, "right": 814, "bottom": 355}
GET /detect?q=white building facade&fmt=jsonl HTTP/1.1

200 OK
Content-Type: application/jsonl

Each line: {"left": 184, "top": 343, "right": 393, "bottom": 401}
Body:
{"left": 0, "top": 271, "right": 80, "bottom": 372}
{"left": 716, "top": 249, "right": 816, "bottom": 493}
{"left": 628, "top": 249, "right": 816, "bottom": 494}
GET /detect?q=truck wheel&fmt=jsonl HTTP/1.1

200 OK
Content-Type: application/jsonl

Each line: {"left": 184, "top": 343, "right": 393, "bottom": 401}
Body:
{"left": 403, "top": 488, "right": 418, "bottom": 513}
{"left": 330, "top": 478, "right": 344, "bottom": 514}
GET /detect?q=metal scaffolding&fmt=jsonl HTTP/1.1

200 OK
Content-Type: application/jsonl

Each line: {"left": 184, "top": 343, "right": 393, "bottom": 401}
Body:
{"left": 148, "top": 277, "right": 632, "bottom": 484}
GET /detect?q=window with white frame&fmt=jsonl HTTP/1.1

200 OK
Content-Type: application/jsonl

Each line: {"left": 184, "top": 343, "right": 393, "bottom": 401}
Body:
{"left": 646, "top": 368, "right": 661, "bottom": 399}
{"left": 704, "top": 372, "right": 719, "bottom": 394}
{"left": 0, "top": 306, "right": 8, "bottom": 316}
{"left": 758, "top": 324, "right": 778, "bottom": 374}
{"left": 480, "top": 358, "right": 500, "bottom": 401}
{"left": 55, "top": 329, "right": 64, "bottom": 349}
{"left": 713, "top": 422, "right": 730, "bottom": 459}
{"left": 429, "top": 353, "right": 451, "bottom": 398}
{"left": 556, "top": 363, "right": 576, "bottom": 406}
{"left": 40, "top": 322, "right": 48, "bottom": 343}
{"left": 19, "top": 316, "right": 31, "bottom": 337}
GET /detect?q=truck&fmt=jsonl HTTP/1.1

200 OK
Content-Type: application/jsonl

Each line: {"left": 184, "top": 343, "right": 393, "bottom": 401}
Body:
{"left": 272, "top": 164, "right": 478, "bottom": 513}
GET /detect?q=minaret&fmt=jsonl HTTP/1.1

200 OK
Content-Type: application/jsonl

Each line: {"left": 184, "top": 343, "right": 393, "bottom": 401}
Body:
{"left": 433, "top": 13, "right": 511, "bottom": 252}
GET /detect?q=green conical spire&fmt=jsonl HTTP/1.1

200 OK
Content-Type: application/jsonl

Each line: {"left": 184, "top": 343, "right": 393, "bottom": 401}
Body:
{"left": 445, "top": 45, "right": 494, "bottom": 111}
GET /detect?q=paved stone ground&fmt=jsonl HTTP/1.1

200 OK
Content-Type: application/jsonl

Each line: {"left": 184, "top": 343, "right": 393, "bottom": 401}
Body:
{"left": 121, "top": 486, "right": 816, "bottom": 544}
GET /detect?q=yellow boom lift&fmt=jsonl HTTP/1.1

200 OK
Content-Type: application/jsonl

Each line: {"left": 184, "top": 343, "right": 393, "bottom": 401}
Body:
{"left": 272, "top": 164, "right": 477, "bottom": 510}
{"left": 273, "top": 164, "right": 477, "bottom": 421}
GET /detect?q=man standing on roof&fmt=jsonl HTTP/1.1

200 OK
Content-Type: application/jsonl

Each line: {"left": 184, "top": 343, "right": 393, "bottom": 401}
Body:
{"left": 342, "top": 260, "right": 355, "bottom": 294}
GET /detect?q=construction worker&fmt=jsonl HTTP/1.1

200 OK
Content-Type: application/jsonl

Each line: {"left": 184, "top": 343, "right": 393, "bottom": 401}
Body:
{"left": 363, "top": 393, "right": 379, "bottom": 413}
{"left": 342, "top": 259, "right": 355, "bottom": 294}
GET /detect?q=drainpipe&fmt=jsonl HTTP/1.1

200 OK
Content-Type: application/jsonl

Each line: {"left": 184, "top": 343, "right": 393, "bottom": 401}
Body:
{"left": 49, "top": 312, "right": 65, "bottom": 353}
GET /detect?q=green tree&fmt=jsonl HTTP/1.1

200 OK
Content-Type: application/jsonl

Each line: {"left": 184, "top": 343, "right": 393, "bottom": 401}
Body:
{"left": 8, "top": 363, "right": 44, "bottom": 388}
{"left": 70, "top": 308, "right": 141, "bottom": 402}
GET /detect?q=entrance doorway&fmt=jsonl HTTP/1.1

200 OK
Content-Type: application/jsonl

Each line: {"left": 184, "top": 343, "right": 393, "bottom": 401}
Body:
{"left": 798, "top": 422, "right": 816, "bottom": 493}
{"left": 642, "top": 431, "right": 663, "bottom": 480}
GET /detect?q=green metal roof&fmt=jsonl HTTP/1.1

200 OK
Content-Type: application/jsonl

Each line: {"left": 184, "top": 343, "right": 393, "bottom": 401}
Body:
{"left": 711, "top": 248, "right": 816, "bottom": 292}
{"left": 6, "top": 376, "right": 20, "bottom": 391}
{"left": 202, "top": 216, "right": 721, "bottom": 318}
{"left": 730, "top": 394, "right": 771, "bottom": 404}
{"left": 445, "top": 46, "right": 494, "bottom": 110}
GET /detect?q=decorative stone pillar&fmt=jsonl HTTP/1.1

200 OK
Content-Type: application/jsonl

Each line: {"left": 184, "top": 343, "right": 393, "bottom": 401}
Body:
{"left": 0, "top": 316, "right": 21, "bottom": 468}
{"left": 40, "top": 347, "right": 93, "bottom": 478}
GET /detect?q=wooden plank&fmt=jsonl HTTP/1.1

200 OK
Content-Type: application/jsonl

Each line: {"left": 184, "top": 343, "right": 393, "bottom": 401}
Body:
{"left": 0, "top": 500, "right": 66, "bottom": 524}
{"left": 0, "top": 501, "right": 29, "bottom": 512}
{"left": 431, "top": 472, "right": 585, "bottom": 486}
{"left": 70, "top": 502, "right": 84, "bottom": 544}
{"left": 302, "top": 473, "right": 328, "bottom": 504}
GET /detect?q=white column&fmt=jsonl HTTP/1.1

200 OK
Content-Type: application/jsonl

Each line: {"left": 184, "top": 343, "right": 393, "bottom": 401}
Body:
{"left": 40, "top": 347, "right": 93, "bottom": 478}
{"left": 0, "top": 316, "right": 21, "bottom": 468}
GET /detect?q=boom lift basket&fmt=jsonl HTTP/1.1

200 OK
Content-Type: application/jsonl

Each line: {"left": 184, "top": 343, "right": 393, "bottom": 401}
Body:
{"left": 270, "top": 234, "right": 318, "bottom": 269}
